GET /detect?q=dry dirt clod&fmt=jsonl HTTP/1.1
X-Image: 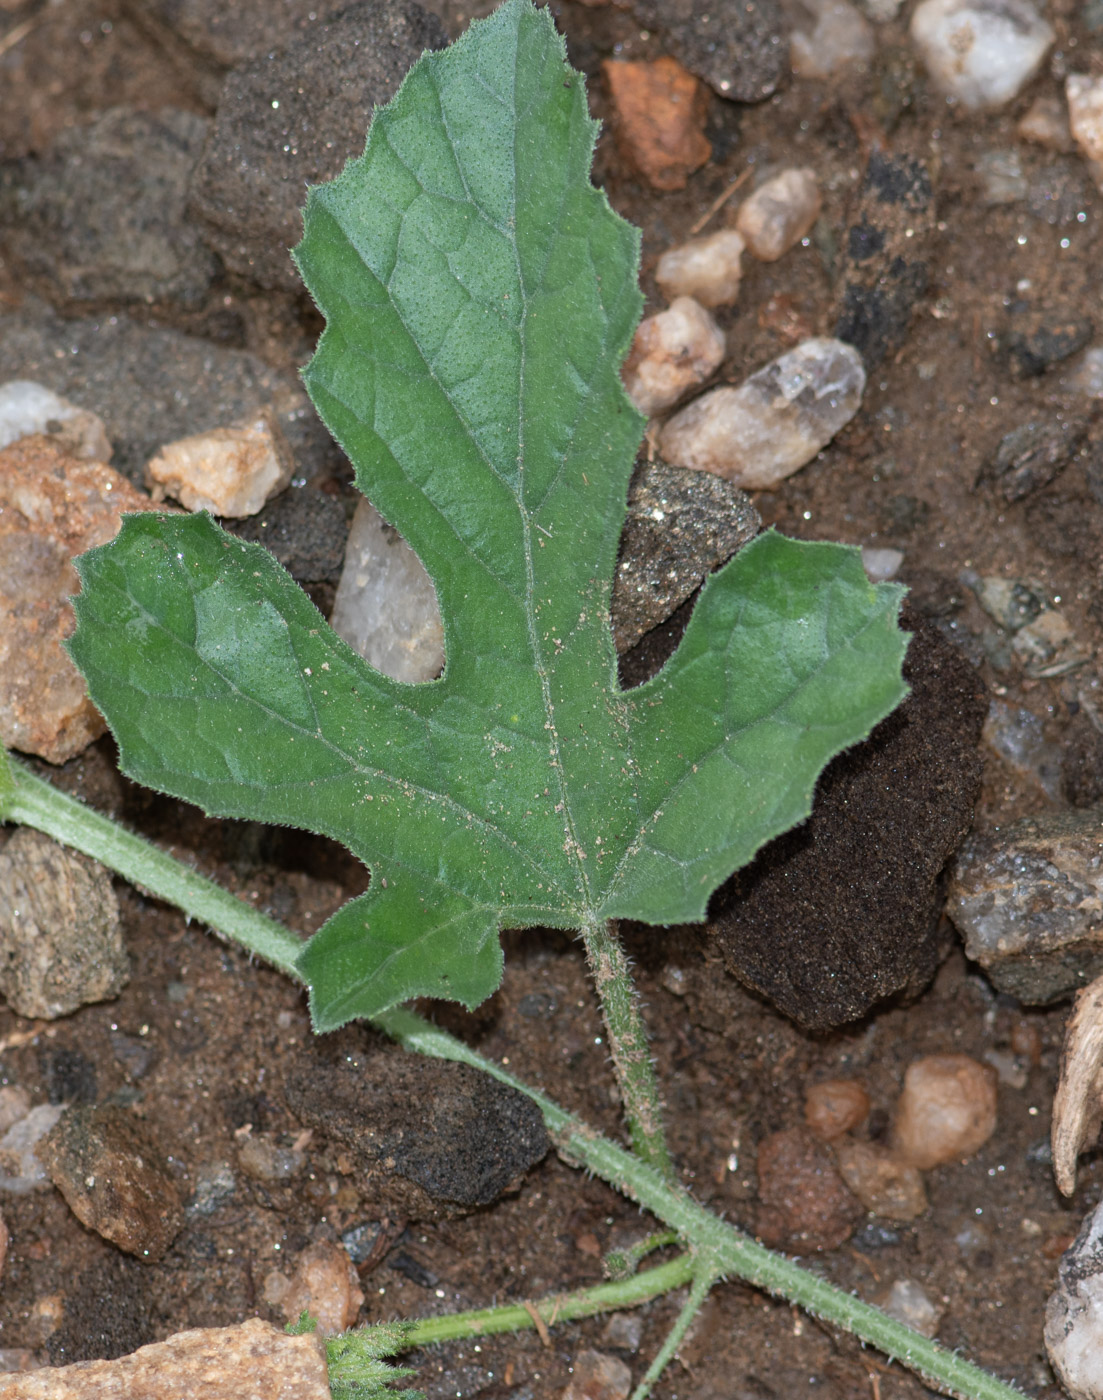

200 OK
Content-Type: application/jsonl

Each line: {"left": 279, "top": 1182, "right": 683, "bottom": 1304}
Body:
{"left": 35, "top": 1104, "right": 185, "bottom": 1261}
{"left": 754, "top": 1127, "right": 865, "bottom": 1252}
{"left": 1052, "top": 975, "right": 1103, "bottom": 1197}
{"left": 0, "top": 1317, "right": 329, "bottom": 1399}
{"left": 891, "top": 1055, "right": 998, "bottom": 1170}
{"left": 0, "top": 436, "right": 168, "bottom": 763}
{"left": 602, "top": 57, "right": 710, "bottom": 192}
{"left": 0, "top": 829, "right": 127, "bottom": 1020}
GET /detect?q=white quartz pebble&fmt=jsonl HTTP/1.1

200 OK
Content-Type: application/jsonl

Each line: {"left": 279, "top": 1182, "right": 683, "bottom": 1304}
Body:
{"left": 330, "top": 498, "right": 444, "bottom": 684}
{"left": 891, "top": 1054, "right": 998, "bottom": 1170}
{"left": 1067, "top": 74, "right": 1103, "bottom": 190}
{"left": 655, "top": 229, "right": 744, "bottom": 309}
{"left": 909, "top": 0, "right": 1054, "bottom": 110}
{"left": 861, "top": 545, "right": 904, "bottom": 581}
{"left": 0, "top": 380, "right": 111, "bottom": 462}
{"left": 622, "top": 296, "right": 726, "bottom": 417}
{"left": 790, "top": 0, "right": 875, "bottom": 79}
{"left": 736, "top": 168, "right": 822, "bottom": 262}
{"left": 657, "top": 338, "right": 865, "bottom": 489}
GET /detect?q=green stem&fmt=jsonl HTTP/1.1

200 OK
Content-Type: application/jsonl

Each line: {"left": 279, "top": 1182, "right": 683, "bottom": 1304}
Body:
{"left": 403, "top": 1253, "right": 695, "bottom": 1346}
{"left": 580, "top": 917, "right": 675, "bottom": 1183}
{"left": 629, "top": 1264, "right": 717, "bottom": 1400}
{"left": 379, "top": 1007, "right": 1023, "bottom": 1400}
{"left": 1, "top": 755, "right": 1023, "bottom": 1400}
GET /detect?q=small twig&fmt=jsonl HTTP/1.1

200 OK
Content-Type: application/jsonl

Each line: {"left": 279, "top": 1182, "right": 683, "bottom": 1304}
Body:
{"left": 522, "top": 1301, "right": 552, "bottom": 1347}
{"left": 688, "top": 167, "right": 753, "bottom": 237}
{"left": 0, "top": 14, "right": 38, "bottom": 59}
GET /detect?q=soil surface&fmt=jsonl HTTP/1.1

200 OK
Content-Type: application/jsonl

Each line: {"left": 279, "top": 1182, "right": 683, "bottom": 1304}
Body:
{"left": 1, "top": 0, "right": 1101, "bottom": 1397}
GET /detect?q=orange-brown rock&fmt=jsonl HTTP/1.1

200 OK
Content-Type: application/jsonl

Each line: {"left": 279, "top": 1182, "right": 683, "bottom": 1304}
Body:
{"left": 0, "top": 436, "right": 165, "bottom": 762}
{"left": 603, "top": 57, "right": 710, "bottom": 192}
{"left": 280, "top": 1239, "right": 364, "bottom": 1335}
{"left": 0, "top": 1317, "right": 329, "bottom": 1398}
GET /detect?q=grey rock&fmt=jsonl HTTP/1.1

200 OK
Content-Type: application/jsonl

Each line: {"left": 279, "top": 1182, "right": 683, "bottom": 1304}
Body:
{"left": 0, "top": 1103, "right": 66, "bottom": 1194}
{"left": 947, "top": 807, "right": 1103, "bottom": 1004}
{"left": 36, "top": 1104, "right": 186, "bottom": 1261}
{"left": 0, "top": 303, "right": 336, "bottom": 485}
{"left": 187, "top": 0, "right": 447, "bottom": 291}
{"left": 984, "top": 417, "right": 1088, "bottom": 501}
{"left": 186, "top": 1161, "right": 236, "bottom": 1217}
{"left": 1003, "top": 308, "right": 1094, "bottom": 378}
{"left": 0, "top": 108, "right": 217, "bottom": 310}
{"left": 283, "top": 1031, "right": 548, "bottom": 1220}
{"left": 231, "top": 487, "right": 349, "bottom": 585}
{"left": 1046, "top": 1197, "right": 1103, "bottom": 1400}
{"left": 834, "top": 151, "right": 934, "bottom": 370}
{"left": 630, "top": 0, "right": 788, "bottom": 101}
{"left": 613, "top": 459, "right": 759, "bottom": 652}
{"left": 0, "top": 829, "right": 127, "bottom": 1020}
{"left": 123, "top": 0, "right": 347, "bottom": 70}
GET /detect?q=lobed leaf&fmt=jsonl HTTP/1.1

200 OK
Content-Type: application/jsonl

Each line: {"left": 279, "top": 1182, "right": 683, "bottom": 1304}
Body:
{"left": 69, "top": 0, "right": 908, "bottom": 1030}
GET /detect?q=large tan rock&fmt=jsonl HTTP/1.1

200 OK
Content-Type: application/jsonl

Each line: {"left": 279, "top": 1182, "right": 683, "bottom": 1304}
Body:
{"left": 0, "top": 436, "right": 163, "bottom": 762}
{"left": 0, "top": 1317, "right": 329, "bottom": 1398}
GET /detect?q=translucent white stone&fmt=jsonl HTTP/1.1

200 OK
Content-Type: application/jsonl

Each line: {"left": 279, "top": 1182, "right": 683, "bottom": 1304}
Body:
{"left": 910, "top": 0, "right": 1054, "bottom": 111}
{"left": 1067, "top": 346, "right": 1103, "bottom": 397}
{"left": 657, "top": 338, "right": 865, "bottom": 488}
{"left": 622, "top": 296, "right": 726, "bottom": 416}
{"left": 1047, "top": 1199, "right": 1103, "bottom": 1400}
{"left": 0, "top": 380, "right": 111, "bottom": 461}
{"left": 861, "top": 545, "right": 904, "bottom": 580}
{"left": 654, "top": 229, "right": 745, "bottom": 308}
{"left": 330, "top": 498, "right": 444, "bottom": 684}
{"left": 735, "top": 168, "right": 822, "bottom": 262}
{"left": 790, "top": 0, "right": 875, "bottom": 79}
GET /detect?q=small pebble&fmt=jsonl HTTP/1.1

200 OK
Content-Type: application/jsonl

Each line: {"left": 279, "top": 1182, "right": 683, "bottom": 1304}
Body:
{"left": 804, "top": 1079, "right": 871, "bottom": 1141}
{"left": 1018, "top": 95, "right": 1075, "bottom": 152}
{"left": 790, "top": 0, "right": 874, "bottom": 79}
{"left": 0, "top": 1349, "right": 39, "bottom": 1374}
{"left": 0, "top": 1103, "right": 66, "bottom": 1194}
{"left": 735, "top": 168, "right": 822, "bottom": 262}
{"left": 1068, "top": 346, "right": 1103, "bottom": 397}
{"left": 1067, "top": 74, "right": 1103, "bottom": 190}
{"left": 0, "top": 1088, "right": 31, "bottom": 1136}
{"left": 0, "top": 829, "right": 127, "bottom": 1020}
{"left": 281, "top": 1240, "right": 365, "bottom": 1336}
{"left": 654, "top": 230, "right": 745, "bottom": 309}
{"left": 975, "top": 149, "right": 1026, "bottom": 206}
{"left": 909, "top": 0, "right": 1054, "bottom": 110}
{"left": 561, "top": 1349, "right": 632, "bottom": 1400}
{"left": 0, "top": 1318, "right": 329, "bottom": 1400}
{"left": 861, "top": 546, "right": 904, "bottom": 581}
{"left": 147, "top": 406, "right": 293, "bottom": 518}
{"left": 187, "top": 1161, "right": 236, "bottom": 1217}
{"left": 658, "top": 338, "right": 865, "bottom": 488}
{"left": 0, "top": 381, "right": 111, "bottom": 461}
{"left": 329, "top": 497, "right": 444, "bottom": 684}
{"left": 891, "top": 1055, "right": 998, "bottom": 1170}
{"left": 0, "top": 436, "right": 164, "bottom": 762}
{"left": 237, "top": 1131, "right": 306, "bottom": 1184}
{"left": 1011, "top": 609, "right": 1091, "bottom": 679}
{"left": 981, "top": 699, "right": 1063, "bottom": 802}
{"left": 833, "top": 1139, "right": 929, "bottom": 1221}
{"left": 880, "top": 1278, "right": 944, "bottom": 1337}
{"left": 35, "top": 1104, "right": 185, "bottom": 1260}
{"left": 621, "top": 297, "right": 725, "bottom": 416}
{"left": 603, "top": 57, "right": 711, "bottom": 192}
{"left": 755, "top": 1127, "right": 864, "bottom": 1252}
{"left": 986, "top": 417, "right": 1087, "bottom": 502}
{"left": 966, "top": 574, "right": 1047, "bottom": 632}
{"left": 600, "top": 1312, "right": 643, "bottom": 1353}
{"left": 1046, "top": 1198, "right": 1103, "bottom": 1400}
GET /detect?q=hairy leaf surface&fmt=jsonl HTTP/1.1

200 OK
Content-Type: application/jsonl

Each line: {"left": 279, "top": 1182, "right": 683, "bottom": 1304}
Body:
{"left": 69, "top": 0, "right": 908, "bottom": 1031}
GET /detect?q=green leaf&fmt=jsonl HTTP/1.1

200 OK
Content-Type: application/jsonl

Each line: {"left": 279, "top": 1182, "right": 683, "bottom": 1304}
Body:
{"left": 68, "top": 0, "right": 908, "bottom": 1031}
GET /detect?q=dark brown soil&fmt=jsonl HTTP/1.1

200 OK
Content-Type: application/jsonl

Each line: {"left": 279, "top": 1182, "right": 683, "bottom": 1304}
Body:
{"left": 1, "top": 0, "right": 1101, "bottom": 1396}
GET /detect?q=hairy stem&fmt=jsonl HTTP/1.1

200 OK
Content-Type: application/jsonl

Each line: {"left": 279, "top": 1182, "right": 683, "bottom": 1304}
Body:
{"left": 629, "top": 1263, "right": 717, "bottom": 1400}
{"left": 2, "top": 753, "right": 1024, "bottom": 1400}
{"left": 580, "top": 917, "right": 675, "bottom": 1183}
{"left": 402, "top": 1252, "right": 694, "bottom": 1346}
